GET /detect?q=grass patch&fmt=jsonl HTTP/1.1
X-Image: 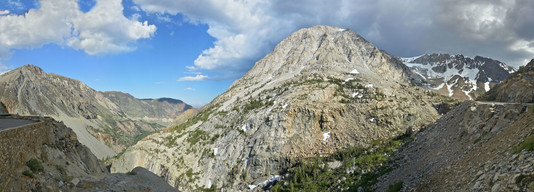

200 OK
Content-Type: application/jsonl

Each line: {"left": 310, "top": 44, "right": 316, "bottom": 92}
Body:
{"left": 516, "top": 134, "right": 534, "bottom": 152}
{"left": 26, "top": 158, "right": 43, "bottom": 173}
{"left": 387, "top": 181, "right": 403, "bottom": 192}
{"left": 22, "top": 170, "right": 35, "bottom": 178}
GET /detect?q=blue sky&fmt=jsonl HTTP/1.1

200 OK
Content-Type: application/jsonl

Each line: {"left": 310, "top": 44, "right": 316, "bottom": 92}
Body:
{"left": 1, "top": 0, "right": 533, "bottom": 107}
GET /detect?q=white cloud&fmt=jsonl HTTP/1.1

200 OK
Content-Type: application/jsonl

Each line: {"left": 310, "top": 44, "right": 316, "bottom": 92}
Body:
{"left": 185, "top": 87, "right": 194, "bottom": 90}
{"left": 0, "top": 10, "right": 10, "bottom": 15}
{"left": 133, "top": 0, "right": 533, "bottom": 74}
{"left": 0, "top": 0, "right": 156, "bottom": 59}
{"left": 177, "top": 74, "right": 208, "bottom": 81}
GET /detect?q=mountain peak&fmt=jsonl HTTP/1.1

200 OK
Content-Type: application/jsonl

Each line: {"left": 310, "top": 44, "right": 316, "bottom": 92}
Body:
{"left": 10, "top": 64, "right": 46, "bottom": 76}
{"left": 226, "top": 25, "right": 416, "bottom": 107}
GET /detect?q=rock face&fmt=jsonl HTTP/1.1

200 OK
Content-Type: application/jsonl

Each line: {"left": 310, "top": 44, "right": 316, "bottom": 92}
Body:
{"left": 375, "top": 101, "right": 534, "bottom": 191}
{"left": 0, "top": 115, "right": 105, "bottom": 191}
{"left": 479, "top": 59, "right": 534, "bottom": 103}
{"left": 402, "top": 53, "right": 515, "bottom": 100}
{"left": 112, "top": 25, "right": 446, "bottom": 191}
{"left": 0, "top": 65, "right": 192, "bottom": 158}
{"left": 0, "top": 115, "right": 177, "bottom": 192}
{"left": 376, "top": 60, "right": 534, "bottom": 191}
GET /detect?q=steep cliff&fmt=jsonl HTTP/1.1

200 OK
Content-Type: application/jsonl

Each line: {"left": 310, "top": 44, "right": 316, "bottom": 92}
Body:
{"left": 0, "top": 65, "right": 192, "bottom": 158}
{"left": 111, "top": 25, "right": 448, "bottom": 191}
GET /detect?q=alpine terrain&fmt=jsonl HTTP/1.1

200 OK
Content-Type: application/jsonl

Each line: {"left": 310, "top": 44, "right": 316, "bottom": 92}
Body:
{"left": 0, "top": 65, "right": 193, "bottom": 158}
{"left": 376, "top": 59, "right": 534, "bottom": 191}
{"left": 111, "top": 25, "right": 455, "bottom": 191}
{"left": 402, "top": 54, "right": 515, "bottom": 100}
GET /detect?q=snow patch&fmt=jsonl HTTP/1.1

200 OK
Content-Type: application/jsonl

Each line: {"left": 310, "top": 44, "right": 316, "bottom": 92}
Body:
{"left": 365, "top": 84, "right": 374, "bottom": 88}
{"left": 484, "top": 82, "right": 490, "bottom": 92}
{"left": 261, "top": 175, "right": 281, "bottom": 186}
{"left": 432, "top": 83, "right": 445, "bottom": 91}
{"left": 282, "top": 103, "right": 288, "bottom": 109}
{"left": 369, "top": 117, "right": 375, "bottom": 122}
{"left": 213, "top": 148, "right": 218, "bottom": 156}
{"left": 345, "top": 77, "right": 354, "bottom": 82}
{"left": 400, "top": 55, "right": 423, "bottom": 63}
{"left": 350, "top": 69, "right": 360, "bottom": 74}
{"left": 248, "top": 185, "right": 257, "bottom": 190}
{"left": 241, "top": 124, "right": 247, "bottom": 132}
{"left": 323, "top": 132, "right": 330, "bottom": 141}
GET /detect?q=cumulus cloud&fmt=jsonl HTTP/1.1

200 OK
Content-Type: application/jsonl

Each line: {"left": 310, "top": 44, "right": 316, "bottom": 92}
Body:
{"left": 178, "top": 74, "right": 208, "bottom": 81}
{"left": 0, "top": 0, "right": 156, "bottom": 59}
{"left": 133, "top": 0, "right": 533, "bottom": 77}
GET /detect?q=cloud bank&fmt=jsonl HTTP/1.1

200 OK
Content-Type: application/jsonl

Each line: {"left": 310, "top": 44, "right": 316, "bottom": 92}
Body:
{"left": 0, "top": 0, "right": 156, "bottom": 59}
{"left": 134, "top": 0, "right": 534, "bottom": 79}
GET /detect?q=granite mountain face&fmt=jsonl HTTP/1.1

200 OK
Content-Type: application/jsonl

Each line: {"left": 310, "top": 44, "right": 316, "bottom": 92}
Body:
{"left": 402, "top": 53, "right": 515, "bottom": 100}
{"left": 0, "top": 65, "right": 192, "bottom": 158}
{"left": 111, "top": 26, "right": 451, "bottom": 190}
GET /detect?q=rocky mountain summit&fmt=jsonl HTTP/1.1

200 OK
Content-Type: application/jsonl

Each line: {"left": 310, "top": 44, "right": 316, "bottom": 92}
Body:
{"left": 0, "top": 65, "right": 192, "bottom": 158}
{"left": 402, "top": 53, "right": 515, "bottom": 100}
{"left": 111, "top": 25, "right": 453, "bottom": 191}
{"left": 376, "top": 58, "right": 534, "bottom": 191}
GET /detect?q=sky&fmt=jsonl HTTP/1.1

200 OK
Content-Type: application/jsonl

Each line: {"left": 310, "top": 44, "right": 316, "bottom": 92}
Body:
{"left": 0, "top": 0, "right": 533, "bottom": 107}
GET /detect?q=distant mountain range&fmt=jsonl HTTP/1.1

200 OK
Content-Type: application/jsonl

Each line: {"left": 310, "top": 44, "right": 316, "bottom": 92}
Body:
{"left": 402, "top": 53, "right": 515, "bottom": 100}
{"left": 0, "top": 65, "right": 192, "bottom": 158}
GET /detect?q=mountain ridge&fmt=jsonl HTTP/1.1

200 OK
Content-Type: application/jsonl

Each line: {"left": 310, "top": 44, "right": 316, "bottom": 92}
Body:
{"left": 0, "top": 64, "right": 192, "bottom": 158}
{"left": 402, "top": 53, "right": 515, "bottom": 100}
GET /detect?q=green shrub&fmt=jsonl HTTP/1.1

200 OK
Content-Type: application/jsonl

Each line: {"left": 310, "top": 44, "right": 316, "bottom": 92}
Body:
{"left": 26, "top": 158, "right": 43, "bottom": 172}
{"left": 516, "top": 134, "right": 534, "bottom": 152}
{"left": 387, "top": 181, "right": 403, "bottom": 192}
{"left": 529, "top": 181, "right": 534, "bottom": 191}
{"left": 127, "top": 171, "right": 137, "bottom": 175}
{"left": 22, "top": 170, "right": 35, "bottom": 178}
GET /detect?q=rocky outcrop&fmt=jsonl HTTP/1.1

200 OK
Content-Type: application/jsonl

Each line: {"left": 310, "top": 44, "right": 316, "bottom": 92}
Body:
{"left": 402, "top": 53, "right": 515, "bottom": 100}
{"left": 0, "top": 115, "right": 177, "bottom": 192}
{"left": 111, "top": 25, "right": 447, "bottom": 191}
{"left": 479, "top": 59, "right": 534, "bottom": 103}
{"left": 376, "top": 101, "right": 534, "bottom": 191}
{"left": 0, "top": 115, "right": 105, "bottom": 191}
{"left": 0, "top": 65, "right": 192, "bottom": 158}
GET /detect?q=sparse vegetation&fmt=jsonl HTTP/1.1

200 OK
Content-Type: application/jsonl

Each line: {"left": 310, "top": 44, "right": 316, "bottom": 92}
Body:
{"left": 516, "top": 134, "right": 534, "bottom": 152}
{"left": 387, "top": 181, "right": 403, "bottom": 192}
{"left": 127, "top": 171, "right": 137, "bottom": 175}
{"left": 270, "top": 132, "right": 412, "bottom": 191}
{"left": 26, "top": 158, "right": 44, "bottom": 173}
{"left": 22, "top": 170, "right": 35, "bottom": 178}
{"left": 186, "top": 129, "right": 209, "bottom": 146}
